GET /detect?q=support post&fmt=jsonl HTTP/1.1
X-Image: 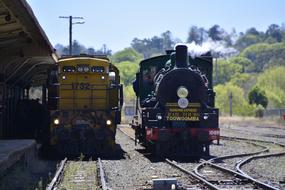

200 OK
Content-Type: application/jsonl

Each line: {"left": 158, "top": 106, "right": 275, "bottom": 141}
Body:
{"left": 69, "top": 16, "right": 72, "bottom": 55}
{"left": 229, "top": 92, "right": 233, "bottom": 117}
{"left": 42, "top": 85, "right": 47, "bottom": 106}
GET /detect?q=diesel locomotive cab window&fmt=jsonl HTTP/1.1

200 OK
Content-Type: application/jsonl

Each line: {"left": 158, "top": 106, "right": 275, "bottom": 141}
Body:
{"left": 62, "top": 66, "right": 76, "bottom": 72}
{"left": 91, "top": 66, "right": 105, "bottom": 73}
{"left": 142, "top": 66, "right": 157, "bottom": 85}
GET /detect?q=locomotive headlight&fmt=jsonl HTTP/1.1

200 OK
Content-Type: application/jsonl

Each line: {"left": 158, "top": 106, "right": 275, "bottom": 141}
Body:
{"left": 54, "top": 118, "right": 60, "bottom": 125}
{"left": 156, "top": 113, "right": 162, "bottom": 120}
{"left": 177, "top": 86, "right": 188, "bottom": 98}
{"left": 178, "top": 98, "right": 189, "bottom": 109}
{"left": 62, "top": 75, "right": 66, "bottom": 80}
{"left": 106, "top": 120, "right": 112, "bottom": 125}
{"left": 78, "top": 67, "right": 83, "bottom": 72}
{"left": 203, "top": 115, "right": 209, "bottom": 120}
{"left": 83, "top": 66, "right": 89, "bottom": 72}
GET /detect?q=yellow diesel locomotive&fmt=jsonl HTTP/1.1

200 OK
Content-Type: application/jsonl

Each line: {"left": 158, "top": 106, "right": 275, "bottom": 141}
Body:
{"left": 47, "top": 55, "right": 123, "bottom": 156}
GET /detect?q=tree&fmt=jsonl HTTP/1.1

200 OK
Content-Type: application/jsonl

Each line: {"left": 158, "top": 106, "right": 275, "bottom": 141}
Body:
{"left": 213, "top": 59, "right": 242, "bottom": 84}
{"left": 131, "top": 31, "right": 176, "bottom": 58}
{"left": 161, "top": 30, "right": 174, "bottom": 50}
{"left": 266, "top": 24, "right": 282, "bottom": 42}
{"left": 256, "top": 66, "right": 285, "bottom": 108}
{"left": 187, "top": 26, "right": 200, "bottom": 44}
{"left": 228, "top": 56, "right": 254, "bottom": 72}
{"left": 54, "top": 41, "right": 112, "bottom": 56}
{"left": 234, "top": 27, "right": 265, "bottom": 51}
{"left": 241, "top": 43, "right": 285, "bottom": 72}
{"left": 93, "top": 44, "right": 112, "bottom": 55}
{"left": 72, "top": 40, "right": 86, "bottom": 55}
{"left": 87, "top": 47, "right": 95, "bottom": 55}
{"left": 208, "top": 25, "right": 224, "bottom": 41}
{"left": 111, "top": 48, "right": 143, "bottom": 64}
{"left": 187, "top": 26, "right": 208, "bottom": 44}
{"left": 248, "top": 86, "right": 268, "bottom": 108}
{"left": 228, "top": 73, "right": 257, "bottom": 96}
{"left": 234, "top": 34, "right": 262, "bottom": 51}
{"left": 215, "top": 83, "right": 256, "bottom": 116}
{"left": 114, "top": 61, "right": 139, "bottom": 86}
{"left": 246, "top": 27, "right": 260, "bottom": 36}
{"left": 124, "top": 85, "right": 136, "bottom": 103}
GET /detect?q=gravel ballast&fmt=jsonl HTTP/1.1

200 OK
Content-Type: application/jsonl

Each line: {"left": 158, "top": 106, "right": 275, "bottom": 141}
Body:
{"left": 102, "top": 127, "right": 206, "bottom": 190}
{"left": 106, "top": 124, "right": 285, "bottom": 189}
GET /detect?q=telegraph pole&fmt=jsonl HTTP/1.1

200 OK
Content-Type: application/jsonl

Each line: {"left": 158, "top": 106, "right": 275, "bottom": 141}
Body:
{"left": 229, "top": 92, "right": 233, "bottom": 117}
{"left": 59, "top": 16, "right": 84, "bottom": 55}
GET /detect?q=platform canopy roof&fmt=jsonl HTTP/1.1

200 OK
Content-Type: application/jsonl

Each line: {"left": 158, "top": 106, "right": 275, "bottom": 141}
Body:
{"left": 0, "top": 0, "right": 58, "bottom": 87}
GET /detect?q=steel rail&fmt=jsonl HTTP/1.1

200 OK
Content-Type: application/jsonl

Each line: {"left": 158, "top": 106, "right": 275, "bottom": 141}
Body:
{"left": 46, "top": 158, "right": 67, "bottom": 190}
{"left": 98, "top": 158, "right": 112, "bottom": 190}
{"left": 209, "top": 137, "right": 269, "bottom": 162}
{"left": 199, "top": 161, "right": 279, "bottom": 190}
{"left": 194, "top": 135, "right": 269, "bottom": 177}
{"left": 165, "top": 159, "right": 220, "bottom": 190}
{"left": 118, "top": 127, "right": 136, "bottom": 141}
{"left": 193, "top": 136, "right": 282, "bottom": 190}
{"left": 120, "top": 127, "right": 217, "bottom": 189}
{"left": 236, "top": 139, "right": 285, "bottom": 187}
{"left": 220, "top": 135, "right": 285, "bottom": 147}
{"left": 120, "top": 128, "right": 283, "bottom": 189}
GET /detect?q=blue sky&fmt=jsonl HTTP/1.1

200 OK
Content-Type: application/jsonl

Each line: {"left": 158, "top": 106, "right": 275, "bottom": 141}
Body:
{"left": 27, "top": 0, "right": 284, "bottom": 52}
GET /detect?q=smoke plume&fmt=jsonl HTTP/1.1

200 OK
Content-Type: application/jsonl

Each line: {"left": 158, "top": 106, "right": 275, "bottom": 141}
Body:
{"left": 175, "top": 40, "right": 238, "bottom": 58}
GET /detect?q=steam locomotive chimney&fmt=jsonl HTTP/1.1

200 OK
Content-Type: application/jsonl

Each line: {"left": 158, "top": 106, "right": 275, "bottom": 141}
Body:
{"left": 175, "top": 45, "right": 188, "bottom": 68}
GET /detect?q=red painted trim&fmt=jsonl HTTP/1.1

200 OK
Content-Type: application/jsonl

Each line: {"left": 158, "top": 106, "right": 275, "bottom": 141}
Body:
{"left": 145, "top": 127, "right": 220, "bottom": 141}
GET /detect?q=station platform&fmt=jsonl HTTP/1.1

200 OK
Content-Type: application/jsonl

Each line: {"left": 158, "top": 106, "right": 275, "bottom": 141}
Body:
{"left": 0, "top": 140, "right": 36, "bottom": 178}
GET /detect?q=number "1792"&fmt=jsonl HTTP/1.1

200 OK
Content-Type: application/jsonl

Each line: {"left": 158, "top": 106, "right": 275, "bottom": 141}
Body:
{"left": 72, "top": 83, "right": 90, "bottom": 90}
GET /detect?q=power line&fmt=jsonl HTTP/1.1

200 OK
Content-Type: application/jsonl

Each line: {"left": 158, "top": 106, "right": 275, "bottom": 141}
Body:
{"left": 59, "top": 16, "right": 85, "bottom": 55}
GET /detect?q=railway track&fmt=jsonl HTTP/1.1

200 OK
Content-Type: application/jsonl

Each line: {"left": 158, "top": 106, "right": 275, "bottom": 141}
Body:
{"left": 166, "top": 138, "right": 282, "bottom": 190}
{"left": 46, "top": 158, "right": 67, "bottom": 190}
{"left": 195, "top": 136, "right": 285, "bottom": 190}
{"left": 194, "top": 161, "right": 278, "bottom": 189}
{"left": 165, "top": 136, "right": 280, "bottom": 190}
{"left": 46, "top": 157, "right": 109, "bottom": 190}
{"left": 234, "top": 138, "right": 285, "bottom": 189}
{"left": 116, "top": 127, "right": 212, "bottom": 189}
{"left": 119, "top": 126, "right": 284, "bottom": 189}
{"left": 208, "top": 136, "right": 270, "bottom": 170}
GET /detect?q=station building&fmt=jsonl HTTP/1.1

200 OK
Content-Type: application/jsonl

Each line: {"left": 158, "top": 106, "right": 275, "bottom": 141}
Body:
{"left": 0, "top": 0, "right": 57, "bottom": 138}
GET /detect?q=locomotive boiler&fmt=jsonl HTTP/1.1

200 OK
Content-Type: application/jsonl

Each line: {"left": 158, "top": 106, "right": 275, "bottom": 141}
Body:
{"left": 132, "top": 45, "right": 219, "bottom": 157}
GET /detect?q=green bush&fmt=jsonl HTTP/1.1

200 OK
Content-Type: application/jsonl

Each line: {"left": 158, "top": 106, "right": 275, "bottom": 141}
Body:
{"left": 256, "top": 66, "right": 285, "bottom": 108}
{"left": 215, "top": 83, "right": 256, "bottom": 116}
{"left": 254, "top": 104, "right": 265, "bottom": 118}
{"left": 115, "top": 61, "right": 139, "bottom": 86}
{"left": 248, "top": 86, "right": 268, "bottom": 108}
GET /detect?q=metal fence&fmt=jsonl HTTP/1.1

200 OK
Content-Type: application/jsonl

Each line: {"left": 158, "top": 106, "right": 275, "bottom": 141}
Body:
{"left": 122, "top": 104, "right": 135, "bottom": 123}
{"left": 263, "top": 108, "right": 285, "bottom": 118}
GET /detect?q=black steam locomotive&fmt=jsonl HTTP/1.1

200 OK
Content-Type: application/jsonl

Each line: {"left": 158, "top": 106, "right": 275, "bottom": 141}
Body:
{"left": 132, "top": 45, "right": 219, "bottom": 157}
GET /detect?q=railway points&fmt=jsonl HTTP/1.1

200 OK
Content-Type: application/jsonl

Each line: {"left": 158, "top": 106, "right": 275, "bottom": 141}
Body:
{"left": 0, "top": 1, "right": 285, "bottom": 190}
